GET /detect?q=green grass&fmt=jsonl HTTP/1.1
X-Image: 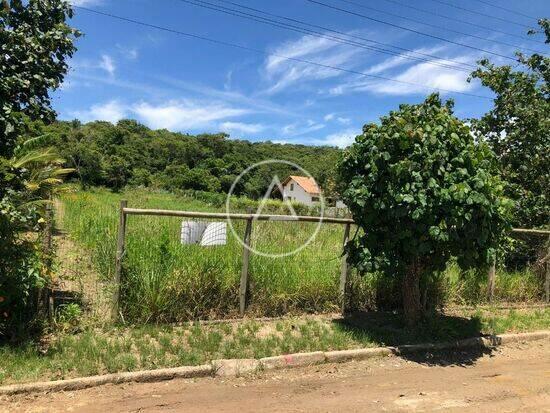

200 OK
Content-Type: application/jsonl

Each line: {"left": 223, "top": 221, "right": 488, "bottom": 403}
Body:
{"left": 1, "top": 307, "right": 548, "bottom": 385}
{"left": 60, "top": 188, "right": 546, "bottom": 323}
{"left": 61, "top": 188, "right": 351, "bottom": 321}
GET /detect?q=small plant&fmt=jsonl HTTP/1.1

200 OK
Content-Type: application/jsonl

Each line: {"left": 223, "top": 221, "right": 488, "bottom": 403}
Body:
{"left": 55, "top": 303, "right": 82, "bottom": 331}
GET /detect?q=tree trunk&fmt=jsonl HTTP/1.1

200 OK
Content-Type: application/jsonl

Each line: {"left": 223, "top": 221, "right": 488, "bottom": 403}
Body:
{"left": 402, "top": 262, "right": 422, "bottom": 326}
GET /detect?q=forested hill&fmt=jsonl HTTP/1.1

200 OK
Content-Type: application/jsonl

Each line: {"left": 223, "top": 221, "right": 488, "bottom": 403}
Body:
{"left": 29, "top": 119, "right": 343, "bottom": 198}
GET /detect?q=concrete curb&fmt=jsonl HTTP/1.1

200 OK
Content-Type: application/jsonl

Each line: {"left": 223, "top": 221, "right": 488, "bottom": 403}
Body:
{"left": 1, "top": 330, "right": 548, "bottom": 396}
{"left": 260, "top": 351, "right": 325, "bottom": 370}
{"left": 0, "top": 365, "right": 213, "bottom": 396}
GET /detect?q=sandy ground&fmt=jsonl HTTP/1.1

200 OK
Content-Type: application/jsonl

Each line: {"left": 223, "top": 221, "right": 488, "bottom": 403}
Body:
{"left": 2, "top": 340, "right": 549, "bottom": 413}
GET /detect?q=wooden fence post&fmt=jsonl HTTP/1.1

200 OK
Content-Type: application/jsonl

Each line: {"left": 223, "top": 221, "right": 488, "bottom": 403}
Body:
{"left": 545, "top": 236, "right": 550, "bottom": 303}
{"left": 339, "top": 223, "right": 351, "bottom": 315}
{"left": 112, "top": 200, "right": 128, "bottom": 321}
{"left": 487, "top": 256, "right": 496, "bottom": 302}
{"left": 41, "top": 201, "right": 54, "bottom": 319}
{"left": 239, "top": 217, "right": 253, "bottom": 316}
{"left": 43, "top": 202, "right": 54, "bottom": 270}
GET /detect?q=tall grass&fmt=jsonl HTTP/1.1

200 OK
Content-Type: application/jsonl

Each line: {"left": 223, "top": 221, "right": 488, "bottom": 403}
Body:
{"left": 60, "top": 188, "right": 546, "bottom": 322}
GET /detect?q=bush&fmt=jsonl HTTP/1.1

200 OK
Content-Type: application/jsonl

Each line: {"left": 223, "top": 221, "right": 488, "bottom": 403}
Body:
{"left": 0, "top": 162, "right": 44, "bottom": 339}
{"left": 338, "top": 94, "right": 511, "bottom": 324}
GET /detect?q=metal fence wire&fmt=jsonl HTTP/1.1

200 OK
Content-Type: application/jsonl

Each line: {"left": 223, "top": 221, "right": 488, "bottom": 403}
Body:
{"left": 104, "top": 202, "right": 550, "bottom": 323}
{"left": 114, "top": 205, "right": 353, "bottom": 322}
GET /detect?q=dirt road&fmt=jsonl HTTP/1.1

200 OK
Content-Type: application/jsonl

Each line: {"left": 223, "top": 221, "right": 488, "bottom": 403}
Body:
{"left": 3, "top": 341, "right": 549, "bottom": 412}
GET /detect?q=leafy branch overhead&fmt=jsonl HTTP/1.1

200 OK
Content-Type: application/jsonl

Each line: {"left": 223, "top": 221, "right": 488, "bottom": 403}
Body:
{"left": 469, "top": 18, "right": 549, "bottom": 229}
{"left": 0, "top": 0, "right": 80, "bottom": 157}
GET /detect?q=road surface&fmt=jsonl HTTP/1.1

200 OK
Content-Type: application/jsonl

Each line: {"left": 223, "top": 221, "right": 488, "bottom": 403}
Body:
{"left": 3, "top": 340, "right": 549, "bottom": 412}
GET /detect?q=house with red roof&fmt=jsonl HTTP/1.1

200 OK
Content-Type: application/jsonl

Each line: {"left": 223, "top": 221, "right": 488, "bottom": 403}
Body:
{"left": 280, "top": 175, "right": 322, "bottom": 206}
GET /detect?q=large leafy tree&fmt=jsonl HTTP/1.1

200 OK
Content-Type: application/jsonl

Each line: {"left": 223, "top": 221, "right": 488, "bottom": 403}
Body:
{"left": 0, "top": 0, "right": 78, "bottom": 338}
{"left": 469, "top": 19, "right": 549, "bottom": 229}
{"left": 338, "top": 95, "right": 511, "bottom": 325}
{"left": 0, "top": 0, "right": 79, "bottom": 157}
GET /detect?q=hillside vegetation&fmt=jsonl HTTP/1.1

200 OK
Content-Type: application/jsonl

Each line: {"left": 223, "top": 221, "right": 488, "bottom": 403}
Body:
{"left": 26, "top": 119, "right": 341, "bottom": 197}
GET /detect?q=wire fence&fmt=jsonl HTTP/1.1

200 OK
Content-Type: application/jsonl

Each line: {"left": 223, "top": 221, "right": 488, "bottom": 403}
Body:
{"left": 109, "top": 202, "right": 550, "bottom": 322}
{"left": 45, "top": 194, "right": 550, "bottom": 323}
{"left": 115, "top": 205, "right": 353, "bottom": 321}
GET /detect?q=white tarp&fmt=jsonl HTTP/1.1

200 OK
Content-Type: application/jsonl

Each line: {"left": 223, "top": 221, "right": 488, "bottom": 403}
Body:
{"left": 181, "top": 221, "right": 226, "bottom": 246}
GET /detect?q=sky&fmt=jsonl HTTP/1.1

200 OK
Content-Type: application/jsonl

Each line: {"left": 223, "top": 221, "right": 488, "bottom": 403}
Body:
{"left": 56, "top": 0, "right": 549, "bottom": 147}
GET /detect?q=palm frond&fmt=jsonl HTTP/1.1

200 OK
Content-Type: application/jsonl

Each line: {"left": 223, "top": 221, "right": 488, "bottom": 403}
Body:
{"left": 12, "top": 134, "right": 53, "bottom": 158}
{"left": 12, "top": 147, "right": 63, "bottom": 169}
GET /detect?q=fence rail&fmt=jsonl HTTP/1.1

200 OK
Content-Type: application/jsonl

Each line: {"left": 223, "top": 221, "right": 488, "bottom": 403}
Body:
{"left": 122, "top": 207, "right": 354, "bottom": 224}
{"left": 112, "top": 201, "right": 550, "bottom": 320}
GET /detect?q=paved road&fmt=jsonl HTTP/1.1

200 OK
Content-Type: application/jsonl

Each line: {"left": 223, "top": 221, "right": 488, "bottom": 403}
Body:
{"left": 3, "top": 341, "right": 549, "bottom": 412}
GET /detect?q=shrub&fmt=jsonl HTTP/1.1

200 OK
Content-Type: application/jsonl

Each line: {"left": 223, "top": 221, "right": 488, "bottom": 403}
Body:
{"left": 338, "top": 94, "right": 512, "bottom": 325}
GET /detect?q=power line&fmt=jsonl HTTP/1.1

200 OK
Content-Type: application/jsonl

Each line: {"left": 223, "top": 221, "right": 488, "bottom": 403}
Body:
{"left": 333, "top": 0, "right": 545, "bottom": 54}
{"left": 175, "top": 0, "right": 474, "bottom": 73}
{"left": 426, "top": 0, "right": 534, "bottom": 28}
{"left": 305, "top": 0, "right": 520, "bottom": 61}
{"left": 377, "top": 0, "right": 545, "bottom": 45}
{"left": 468, "top": 0, "right": 539, "bottom": 20}
{"left": 180, "top": 0, "right": 471, "bottom": 72}
{"left": 72, "top": 6, "right": 494, "bottom": 101}
{"left": 211, "top": 0, "right": 477, "bottom": 70}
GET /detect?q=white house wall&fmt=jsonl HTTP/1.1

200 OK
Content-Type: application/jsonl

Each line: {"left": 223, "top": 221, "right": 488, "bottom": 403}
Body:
{"left": 282, "top": 178, "right": 316, "bottom": 206}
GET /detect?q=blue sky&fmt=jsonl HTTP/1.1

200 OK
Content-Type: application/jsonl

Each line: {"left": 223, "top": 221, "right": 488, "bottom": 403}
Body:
{"left": 56, "top": 0, "right": 549, "bottom": 147}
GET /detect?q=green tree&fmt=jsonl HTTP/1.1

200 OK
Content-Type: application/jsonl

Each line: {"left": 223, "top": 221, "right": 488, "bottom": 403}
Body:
{"left": 1, "top": 138, "right": 72, "bottom": 337}
{"left": 37, "top": 118, "right": 343, "bottom": 198}
{"left": 0, "top": 0, "right": 78, "bottom": 338}
{"left": 103, "top": 155, "right": 131, "bottom": 192}
{"left": 469, "top": 19, "right": 549, "bottom": 229}
{"left": 0, "top": 0, "right": 80, "bottom": 156}
{"left": 338, "top": 95, "right": 511, "bottom": 325}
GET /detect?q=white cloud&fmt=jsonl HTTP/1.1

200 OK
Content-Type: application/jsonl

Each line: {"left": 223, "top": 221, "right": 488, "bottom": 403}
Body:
{"left": 132, "top": 100, "right": 249, "bottom": 130}
{"left": 328, "top": 86, "right": 345, "bottom": 96}
{"left": 220, "top": 121, "right": 265, "bottom": 134}
{"left": 326, "top": 44, "right": 479, "bottom": 97}
{"left": 282, "top": 121, "right": 325, "bottom": 137}
{"left": 71, "top": 54, "right": 117, "bottom": 77}
{"left": 324, "top": 113, "right": 351, "bottom": 124}
{"left": 262, "top": 34, "right": 362, "bottom": 95}
{"left": 368, "top": 61, "right": 474, "bottom": 95}
{"left": 156, "top": 75, "right": 294, "bottom": 117}
{"left": 312, "top": 129, "right": 358, "bottom": 148}
{"left": 366, "top": 45, "right": 449, "bottom": 75}
{"left": 69, "top": 99, "right": 251, "bottom": 131}
{"left": 117, "top": 45, "right": 139, "bottom": 60}
{"left": 70, "top": 100, "right": 127, "bottom": 123}
{"left": 69, "top": 0, "right": 102, "bottom": 5}
{"left": 99, "top": 54, "right": 116, "bottom": 76}
{"left": 224, "top": 70, "right": 233, "bottom": 91}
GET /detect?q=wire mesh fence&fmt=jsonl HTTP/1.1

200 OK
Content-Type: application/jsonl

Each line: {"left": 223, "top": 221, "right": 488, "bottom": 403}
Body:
{"left": 51, "top": 192, "right": 550, "bottom": 324}
{"left": 116, "top": 206, "right": 353, "bottom": 322}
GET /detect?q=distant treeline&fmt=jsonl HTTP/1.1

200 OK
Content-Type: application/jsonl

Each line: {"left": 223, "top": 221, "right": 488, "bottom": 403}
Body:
{"left": 25, "top": 119, "right": 343, "bottom": 198}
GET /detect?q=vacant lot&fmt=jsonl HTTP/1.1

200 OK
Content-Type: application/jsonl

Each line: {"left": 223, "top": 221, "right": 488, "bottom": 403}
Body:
{"left": 3, "top": 340, "right": 549, "bottom": 412}
{"left": 60, "top": 188, "right": 545, "bottom": 323}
